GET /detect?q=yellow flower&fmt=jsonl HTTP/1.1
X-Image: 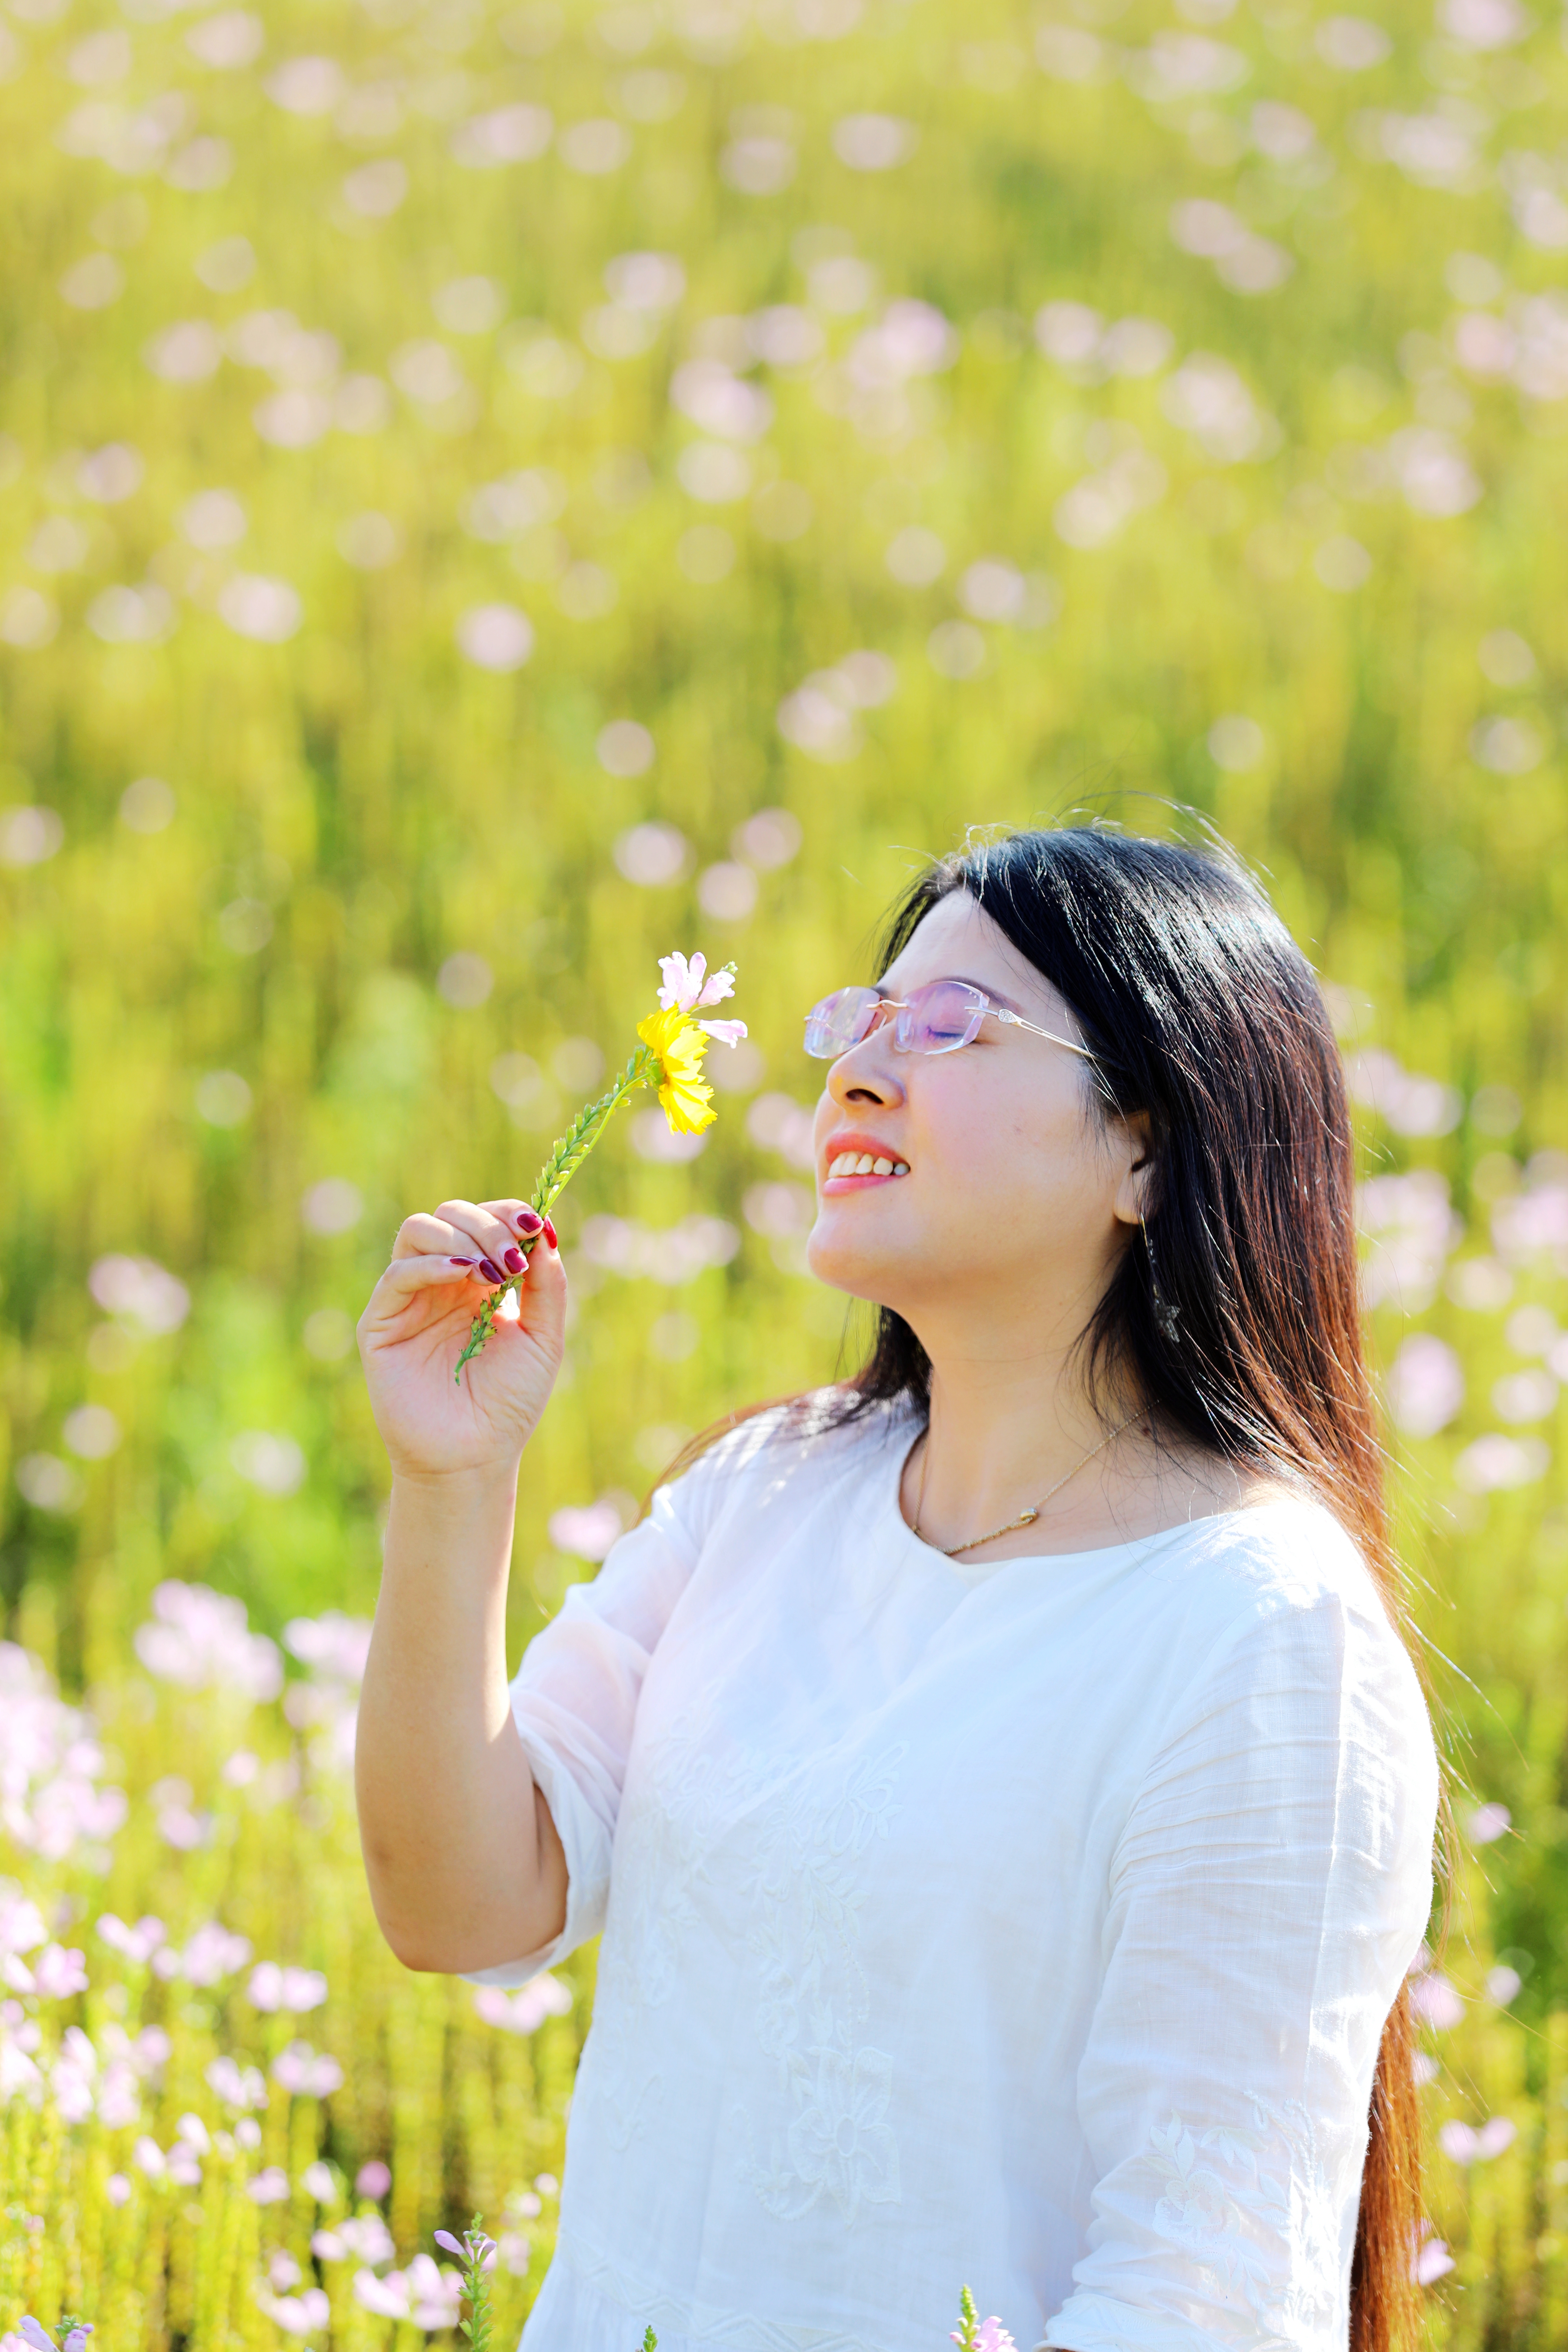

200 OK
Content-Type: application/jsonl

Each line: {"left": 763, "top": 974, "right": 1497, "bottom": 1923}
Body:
{"left": 636, "top": 1005, "right": 716, "bottom": 1134}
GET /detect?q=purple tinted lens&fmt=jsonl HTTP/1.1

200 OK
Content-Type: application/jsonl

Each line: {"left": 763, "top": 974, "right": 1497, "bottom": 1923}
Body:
{"left": 898, "top": 981, "right": 985, "bottom": 1053}
{"left": 804, "top": 986, "right": 880, "bottom": 1058}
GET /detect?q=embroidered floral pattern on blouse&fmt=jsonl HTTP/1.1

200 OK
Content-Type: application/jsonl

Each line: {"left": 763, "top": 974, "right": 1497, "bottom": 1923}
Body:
{"left": 1127, "top": 2096, "right": 1346, "bottom": 2344}
{"left": 583, "top": 1704, "right": 910, "bottom": 2226}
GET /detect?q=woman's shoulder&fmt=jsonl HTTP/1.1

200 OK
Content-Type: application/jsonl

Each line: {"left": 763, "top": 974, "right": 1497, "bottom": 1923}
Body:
{"left": 1144, "top": 1488, "right": 1432, "bottom": 1728}
{"left": 655, "top": 1384, "right": 911, "bottom": 1547}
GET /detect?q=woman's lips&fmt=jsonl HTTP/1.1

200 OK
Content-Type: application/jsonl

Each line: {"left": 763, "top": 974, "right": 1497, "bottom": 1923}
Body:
{"left": 822, "top": 1148, "right": 910, "bottom": 1192}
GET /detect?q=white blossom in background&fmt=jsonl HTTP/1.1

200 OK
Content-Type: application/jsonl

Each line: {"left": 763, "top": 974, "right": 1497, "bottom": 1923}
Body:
{"left": 302, "top": 1178, "right": 363, "bottom": 1234}
{"left": 89, "top": 1253, "right": 189, "bottom": 1334}
{"left": 612, "top": 822, "right": 689, "bottom": 884}
{"left": 577, "top": 1213, "right": 740, "bottom": 1281}
{"left": 1160, "top": 354, "right": 1274, "bottom": 461}
{"left": 217, "top": 575, "right": 302, "bottom": 642}
{"left": 230, "top": 1432, "right": 307, "bottom": 1497}
{"left": 455, "top": 604, "right": 533, "bottom": 672}
{"left": 832, "top": 114, "right": 918, "bottom": 170}
{"left": 353, "top": 2253, "right": 463, "bottom": 2328}
{"left": 1469, "top": 1802, "right": 1512, "bottom": 1843}
{"left": 145, "top": 321, "right": 223, "bottom": 381}
{"left": 0, "top": 808, "right": 64, "bottom": 864}
{"left": 450, "top": 103, "right": 553, "bottom": 167}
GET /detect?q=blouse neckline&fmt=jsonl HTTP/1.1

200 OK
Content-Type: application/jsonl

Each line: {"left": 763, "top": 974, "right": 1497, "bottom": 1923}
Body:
{"left": 879, "top": 1409, "right": 1312, "bottom": 1583}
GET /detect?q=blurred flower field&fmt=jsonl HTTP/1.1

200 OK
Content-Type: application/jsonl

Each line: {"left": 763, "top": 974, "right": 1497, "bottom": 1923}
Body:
{"left": 0, "top": 0, "right": 1566, "bottom": 2337}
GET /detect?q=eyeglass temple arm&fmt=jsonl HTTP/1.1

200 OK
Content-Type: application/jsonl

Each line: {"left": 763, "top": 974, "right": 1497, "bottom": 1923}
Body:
{"left": 993, "top": 1008, "right": 1097, "bottom": 1059}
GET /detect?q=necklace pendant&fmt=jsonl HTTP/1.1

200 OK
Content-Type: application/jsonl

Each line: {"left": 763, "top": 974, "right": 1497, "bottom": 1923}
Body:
{"left": 1017, "top": 1508, "right": 1039, "bottom": 1525}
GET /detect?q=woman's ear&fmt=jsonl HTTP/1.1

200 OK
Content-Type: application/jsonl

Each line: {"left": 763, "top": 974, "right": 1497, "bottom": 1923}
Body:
{"left": 1112, "top": 1113, "right": 1158, "bottom": 1229}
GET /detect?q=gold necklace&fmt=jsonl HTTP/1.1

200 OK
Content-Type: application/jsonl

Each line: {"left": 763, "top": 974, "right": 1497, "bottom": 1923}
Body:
{"left": 912, "top": 1411, "right": 1142, "bottom": 1559}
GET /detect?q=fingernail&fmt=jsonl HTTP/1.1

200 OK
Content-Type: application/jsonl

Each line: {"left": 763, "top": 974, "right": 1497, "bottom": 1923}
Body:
{"left": 516, "top": 1208, "right": 543, "bottom": 1234}
{"left": 450, "top": 1256, "right": 477, "bottom": 1267}
{"left": 504, "top": 1247, "right": 524, "bottom": 1274}
{"left": 478, "top": 1257, "right": 504, "bottom": 1284}
{"left": 542, "top": 1216, "right": 558, "bottom": 1249}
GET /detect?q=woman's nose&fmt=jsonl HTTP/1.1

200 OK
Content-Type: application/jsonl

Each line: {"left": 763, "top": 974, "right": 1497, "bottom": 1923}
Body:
{"left": 826, "top": 1037, "right": 905, "bottom": 1109}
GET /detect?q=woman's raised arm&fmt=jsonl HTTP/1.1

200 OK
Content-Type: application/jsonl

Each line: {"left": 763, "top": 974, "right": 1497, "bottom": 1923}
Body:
{"left": 352, "top": 1196, "right": 570, "bottom": 1975}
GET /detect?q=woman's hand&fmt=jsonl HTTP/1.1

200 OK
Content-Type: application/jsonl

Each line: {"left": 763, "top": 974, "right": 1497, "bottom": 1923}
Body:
{"left": 357, "top": 1198, "right": 567, "bottom": 1480}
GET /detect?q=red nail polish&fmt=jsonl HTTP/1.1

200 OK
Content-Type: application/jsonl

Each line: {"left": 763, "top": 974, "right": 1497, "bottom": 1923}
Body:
{"left": 517, "top": 1208, "right": 543, "bottom": 1234}
{"left": 504, "top": 1247, "right": 524, "bottom": 1274}
{"left": 450, "top": 1257, "right": 476, "bottom": 1267}
{"left": 542, "top": 1216, "right": 557, "bottom": 1249}
{"left": 478, "top": 1257, "right": 504, "bottom": 1283}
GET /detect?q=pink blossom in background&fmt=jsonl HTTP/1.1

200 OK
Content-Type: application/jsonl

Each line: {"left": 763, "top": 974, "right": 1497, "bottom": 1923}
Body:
{"left": 314, "top": 2212, "right": 396, "bottom": 2265}
{"left": 132, "top": 1580, "right": 283, "bottom": 1702}
{"left": 1468, "top": 1801, "right": 1511, "bottom": 1844}
{"left": 472, "top": 1975, "right": 574, "bottom": 2034}
{"left": 181, "top": 1921, "right": 254, "bottom": 1984}
{"left": 1386, "top": 1334, "right": 1465, "bottom": 1437}
{"left": 0, "top": 1892, "right": 48, "bottom": 1958}
{"left": 353, "top": 2256, "right": 461, "bottom": 2328}
{"left": 247, "top": 2165, "right": 291, "bottom": 2203}
{"left": 272, "top": 2039, "right": 344, "bottom": 2096}
{"left": 255, "top": 2286, "right": 329, "bottom": 2337}
{"left": 105, "top": 2172, "right": 131, "bottom": 2205}
{"left": 1409, "top": 1970, "right": 1464, "bottom": 2030}
{"left": 1414, "top": 2235, "right": 1455, "bottom": 2283}
{"left": 206, "top": 2054, "right": 269, "bottom": 2110}
{"left": 97, "top": 1912, "right": 165, "bottom": 1964}
{"left": 283, "top": 1609, "right": 372, "bottom": 1683}
{"left": 1439, "top": 2115, "right": 1516, "bottom": 2164}
{"left": 1486, "top": 1965, "right": 1522, "bottom": 2005}
{"left": 356, "top": 2157, "right": 392, "bottom": 2199}
{"left": 548, "top": 1501, "right": 625, "bottom": 1561}
{"left": 0, "top": 1646, "right": 128, "bottom": 1863}
{"left": 248, "top": 1959, "right": 327, "bottom": 2011}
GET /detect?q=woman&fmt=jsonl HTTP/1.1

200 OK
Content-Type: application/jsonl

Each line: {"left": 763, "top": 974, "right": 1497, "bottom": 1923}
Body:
{"left": 354, "top": 826, "right": 1439, "bottom": 2352}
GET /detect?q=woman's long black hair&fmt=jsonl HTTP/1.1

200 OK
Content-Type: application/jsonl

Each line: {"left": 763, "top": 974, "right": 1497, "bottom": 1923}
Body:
{"left": 658, "top": 822, "right": 1430, "bottom": 2352}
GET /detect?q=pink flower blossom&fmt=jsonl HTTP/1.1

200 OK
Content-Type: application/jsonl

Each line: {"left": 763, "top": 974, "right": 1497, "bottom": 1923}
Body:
{"left": 33, "top": 1944, "right": 89, "bottom": 1999}
{"left": 248, "top": 1960, "right": 327, "bottom": 2012}
{"left": 1409, "top": 1970, "right": 1464, "bottom": 2030}
{"left": 271, "top": 2039, "right": 344, "bottom": 2097}
{"left": 696, "top": 1018, "right": 747, "bottom": 1048}
{"left": 355, "top": 2158, "right": 392, "bottom": 2199}
{"left": 472, "top": 1976, "right": 573, "bottom": 2034}
{"left": 254, "top": 2286, "right": 329, "bottom": 2337}
{"left": 247, "top": 2165, "right": 291, "bottom": 2204}
{"left": 656, "top": 950, "right": 736, "bottom": 1013}
{"left": 1414, "top": 2235, "right": 1455, "bottom": 2283}
{"left": 97, "top": 1913, "right": 165, "bottom": 1964}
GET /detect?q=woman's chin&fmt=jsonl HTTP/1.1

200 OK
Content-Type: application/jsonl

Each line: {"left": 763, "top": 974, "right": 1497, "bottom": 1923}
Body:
{"left": 804, "top": 1225, "right": 912, "bottom": 1306}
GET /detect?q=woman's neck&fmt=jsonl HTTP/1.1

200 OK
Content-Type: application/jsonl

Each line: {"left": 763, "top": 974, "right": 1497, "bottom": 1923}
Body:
{"left": 901, "top": 1346, "right": 1273, "bottom": 1563}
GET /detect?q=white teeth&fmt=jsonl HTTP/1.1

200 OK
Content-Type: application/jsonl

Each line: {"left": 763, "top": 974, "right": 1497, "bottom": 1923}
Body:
{"left": 893, "top": 1162, "right": 909, "bottom": 1176}
{"left": 872, "top": 1158, "right": 892, "bottom": 1175}
{"left": 854, "top": 1154, "right": 875, "bottom": 1174}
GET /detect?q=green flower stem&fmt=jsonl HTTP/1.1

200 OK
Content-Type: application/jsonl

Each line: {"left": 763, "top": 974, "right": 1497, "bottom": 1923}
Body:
{"left": 454, "top": 1044, "right": 659, "bottom": 1382}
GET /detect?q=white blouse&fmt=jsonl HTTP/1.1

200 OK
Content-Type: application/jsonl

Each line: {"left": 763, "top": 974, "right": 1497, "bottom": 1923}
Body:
{"left": 463, "top": 1394, "right": 1438, "bottom": 2352}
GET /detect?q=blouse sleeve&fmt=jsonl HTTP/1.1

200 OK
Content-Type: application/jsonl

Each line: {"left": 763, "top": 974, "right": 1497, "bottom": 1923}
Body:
{"left": 458, "top": 1474, "right": 702, "bottom": 1989}
{"left": 1043, "top": 1585, "right": 1438, "bottom": 2352}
